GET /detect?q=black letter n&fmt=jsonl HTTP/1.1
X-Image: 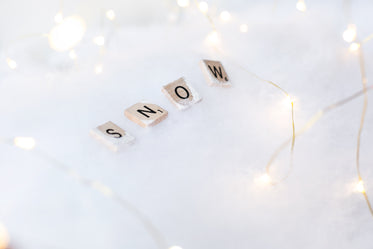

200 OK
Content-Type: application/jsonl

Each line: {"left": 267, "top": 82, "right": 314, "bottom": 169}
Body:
{"left": 137, "top": 105, "right": 157, "bottom": 118}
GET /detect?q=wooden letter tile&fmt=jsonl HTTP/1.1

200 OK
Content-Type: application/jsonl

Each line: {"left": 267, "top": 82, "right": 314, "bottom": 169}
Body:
{"left": 200, "top": 59, "right": 231, "bottom": 87}
{"left": 90, "top": 121, "right": 135, "bottom": 152}
{"left": 162, "top": 77, "right": 202, "bottom": 110}
{"left": 124, "top": 102, "right": 168, "bottom": 127}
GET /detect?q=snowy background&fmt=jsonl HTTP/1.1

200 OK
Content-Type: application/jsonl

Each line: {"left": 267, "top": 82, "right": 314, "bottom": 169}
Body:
{"left": 0, "top": 0, "right": 373, "bottom": 248}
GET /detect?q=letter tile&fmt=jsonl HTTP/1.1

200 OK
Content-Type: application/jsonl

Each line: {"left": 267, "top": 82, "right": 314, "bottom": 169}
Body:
{"left": 124, "top": 102, "right": 168, "bottom": 127}
{"left": 162, "top": 77, "right": 202, "bottom": 110}
{"left": 90, "top": 121, "right": 135, "bottom": 152}
{"left": 200, "top": 59, "right": 231, "bottom": 87}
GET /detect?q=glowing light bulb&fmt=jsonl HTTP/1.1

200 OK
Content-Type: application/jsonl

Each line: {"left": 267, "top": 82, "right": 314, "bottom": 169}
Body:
{"left": 93, "top": 36, "right": 105, "bottom": 46}
{"left": 205, "top": 31, "right": 220, "bottom": 45}
{"left": 198, "top": 1, "right": 208, "bottom": 13}
{"left": 349, "top": 42, "right": 360, "bottom": 52}
{"left": 69, "top": 50, "right": 77, "bottom": 60}
{"left": 280, "top": 95, "right": 295, "bottom": 108}
{"left": 169, "top": 246, "right": 183, "bottom": 249}
{"left": 0, "top": 224, "right": 9, "bottom": 249}
{"left": 286, "top": 95, "right": 294, "bottom": 104}
{"left": 14, "top": 137, "right": 36, "bottom": 150}
{"left": 343, "top": 24, "right": 356, "bottom": 43}
{"left": 54, "top": 11, "right": 64, "bottom": 24}
{"left": 296, "top": 0, "right": 307, "bottom": 12}
{"left": 48, "top": 16, "right": 86, "bottom": 52}
{"left": 220, "top": 11, "right": 231, "bottom": 22}
{"left": 6, "top": 58, "right": 17, "bottom": 69}
{"left": 95, "top": 64, "right": 103, "bottom": 74}
{"left": 356, "top": 180, "right": 366, "bottom": 193}
{"left": 239, "top": 24, "right": 249, "bottom": 33}
{"left": 106, "top": 9, "right": 116, "bottom": 20}
{"left": 177, "top": 0, "right": 189, "bottom": 8}
{"left": 255, "top": 173, "right": 272, "bottom": 185}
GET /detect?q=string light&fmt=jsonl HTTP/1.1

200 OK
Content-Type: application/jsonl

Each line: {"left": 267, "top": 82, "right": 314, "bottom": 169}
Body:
{"left": 204, "top": 14, "right": 296, "bottom": 185}
{"left": 198, "top": 1, "right": 208, "bottom": 13}
{"left": 0, "top": 224, "right": 9, "bottom": 249}
{"left": 220, "top": 11, "right": 231, "bottom": 22}
{"left": 349, "top": 42, "right": 360, "bottom": 52}
{"left": 6, "top": 58, "right": 17, "bottom": 70}
{"left": 54, "top": 11, "right": 64, "bottom": 24}
{"left": 93, "top": 35, "right": 105, "bottom": 46}
{"left": 106, "top": 9, "right": 116, "bottom": 21}
{"left": 48, "top": 16, "right": 86, "bottom": 52}
{"left": 188, "top": 0, "right": 373, "bottom": 219}
{"left": 239, "top": 24, "right": 249, "bottom": 33}
{"left": 255, "top": 173, "right": 272, "bottom": 186}
{"left": 343, "top": 24, "right": 356, "bottom": 43}
{"left": 285, "top": 95, "right": 294, "bottom": 104}
{"left": 296, "top": 0, "right": 307, "bottom": 12}
{"left": 206, "top": 7, "right": 372, "bottom": 220}
{"left": 3, "top": 0, "right": 373, "bottom": 244}
{"left": 28, "top": 147, "right": 169, "bottom": 249}
{"left": 95, "top": 64, "right": 103, "bottom": 74}
{"left": 6, "top": 135, "right": 171, "bottom": 249}
{"left": 205, "top": 31, "right": 220, "bottom": 45}
{"left": 14, "top": 137, "right": 36, "bottom": 150}
{"left": 69, "top": 49, "right": 77, "bottom": 60}
{"left": 177, "top": 0, "right": 190, "bottom": 8}
{"left": 355, "top": 39, "right": 372, "bottom": 216}
{"left": 280, "top": 95, "right": 295, "bottom": 110}
{"left": 355, "top": 180, "right": 366, "bottom": 193}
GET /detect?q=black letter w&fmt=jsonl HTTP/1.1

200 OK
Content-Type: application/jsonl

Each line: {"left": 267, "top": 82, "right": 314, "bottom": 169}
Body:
{"left": 208, "top": 65, "right": 223, "bottom": 79}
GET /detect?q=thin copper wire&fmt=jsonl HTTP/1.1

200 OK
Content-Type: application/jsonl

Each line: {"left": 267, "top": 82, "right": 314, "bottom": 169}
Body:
{"left": 33, "top": 147, "right": 169, "bottom": 249}
{"left": 193, "top": 0, "right": 217, "bottom": 32}
{"left": 0, "top": 138, "right": 168, "bottom": 249}
{"left": 211, "top": 46, "right": 296, "bottom": 184}
{"left": 342, "top": 0, "right": 371, "bottom": 214}
{"left": 356, "top": 45, "right": 373, "bottom": 217}
{"left": 362, "top": 34, "right": 373, "bottom": 44}
{"left": 192, "top": 0, "right": 297, "bottom": 183}
{"left": 262, "top": 84, "right": 373, "bottom": 182}
{"left": 234, "top": 61, "right": 296, "bottom": 184}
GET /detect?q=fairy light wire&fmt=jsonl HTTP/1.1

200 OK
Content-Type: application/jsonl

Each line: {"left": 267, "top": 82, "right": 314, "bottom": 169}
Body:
{"left": 234, "top": 61, "right": 296, "bottom": 184}
{"left": 0, "top": 138, "right": 168, "bottom": 249}
{"left": 362, "top": 33, "right": 373, "bottom": 44}
{"left": 262, "top": 84, "right": 373, "bottom": 176}
{"left": 193, "top": 0, "right": 216, "bottom": 32}
{"left": 355, "top": 44, "right": 373, "bottom": 216}
{"left": 211, "top": 46, "right": 296, "bottom": 184}
{"left": 198, "top": 2, "right": 372, "bottom": 215}
{"left": 341, "top": 2, "right": 372, "bottom": 217}
{"left": 33, "top": 147, "right": 169, "bottom": 249}
{"left": 192, "top": 0, "right": 297, "bottom": 183}
{"left": 356, "top": 45, "right": 368, "bottom": 179}
{"left": 2, "top": 3, "right": 373, "bottom": 247}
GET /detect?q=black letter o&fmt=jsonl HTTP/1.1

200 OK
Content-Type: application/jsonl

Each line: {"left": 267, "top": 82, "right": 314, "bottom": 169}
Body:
{"left": 174, "top": 86, "right": 190, "bottom": 99}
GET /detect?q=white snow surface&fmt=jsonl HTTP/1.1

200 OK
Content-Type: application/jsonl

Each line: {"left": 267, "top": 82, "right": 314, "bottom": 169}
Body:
{"left": 0, "top": 0, "right": 373, "bottom": 249}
